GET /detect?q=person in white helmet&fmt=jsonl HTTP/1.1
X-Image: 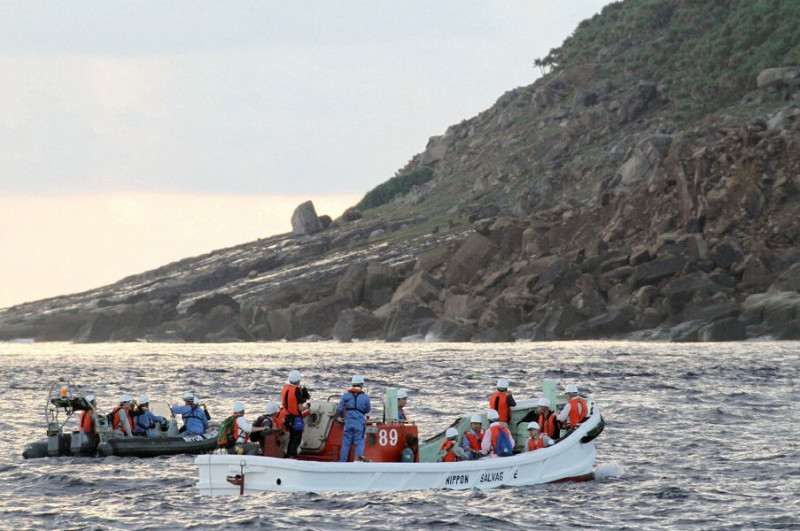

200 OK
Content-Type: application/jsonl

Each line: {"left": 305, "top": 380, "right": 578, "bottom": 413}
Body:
{"left": 336, "top": 374, "right": 371, "bottom": 462}
{"left": 438, "top": 427, "right": 466, "bottom": 462}
{"left": 111, "top": 394, "right": 135, "bottom": 437}
{"left": 396, "top": 389, "right": 409, "bottom": 422}
{"left": 282, "top": 370, "right": 310, "bottom": 458}
{"left": 226, "top": 401, "right": 268, "bottom": 454}
{"left": 489, "top": 378, "right": 516, "bottom": 427}
{"left": 461, "top": 413, "right": 485, "bottom": 460}
{"left": 525, "top": 421, "right": 553, "bottom": 452}
{"left": 481, "top": 409, "right": 515, "bottom": 457}
{"left": 250, "top": 401, "right": 281, "bottom": 444}
{"left": 133, "top": 396, "right": 166, "bottom": 437}
{"left": 557, "top": 384, "right": 588, "bottom": 428}
{"left": 170, "top": 392, "right": 210, "bottom": 435}
{"left": 536, "top": 396, "right": 561, "bottom": 441}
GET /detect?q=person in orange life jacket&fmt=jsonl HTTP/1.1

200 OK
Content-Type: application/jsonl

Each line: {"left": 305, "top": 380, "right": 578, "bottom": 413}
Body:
{"left": 250, "top": 401, "right": 280, "bottom": 444}
{"left": 461, "top": 413, "right": 485, "bottom": 460}
{"left": 556, "top": 384, "right": 589, "bottom": 428}
{"left": 282, "top": 370, "right": 310, "bottom": 458}
{"left": 536, "top": 397, "right": 561, "bottom": 441}
{"left": 79, "top": 394, "right": 100, "bottom": 444}
{"left": 111, "top": 394, "right": 134, "bottom": 437}
{"left": 170, "top": 392, "right": 210, "bottom": 435}
{"left": 226, "top": 401, "right": 268, "bottom": 454}
{"left": 525, "top": 422, "right": 553, "bottom": 452}
{"left": 481, "top": 409, "right": 515, "bottom": 457}
{"left": 132, "top": 396, "right": 166, "bottom": 437}
{"left": 336, "top": 374, "right": 371, "bottom": 462}
{"left": 489, "top": 378, "right": 516, "bottom": 426}
{"left": 396, "top": 389, "right": 409, "bottom": 422}
{"left": 438, "top": 427, "right": 467, "bottom": 462}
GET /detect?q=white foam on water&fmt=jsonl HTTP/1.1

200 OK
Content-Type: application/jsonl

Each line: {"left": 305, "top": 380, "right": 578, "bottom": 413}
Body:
{"left": 595, "top": 462, "right": 624, "bottom": 479}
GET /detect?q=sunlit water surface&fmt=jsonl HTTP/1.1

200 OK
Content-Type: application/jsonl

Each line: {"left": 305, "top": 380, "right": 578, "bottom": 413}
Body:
{"left": 1, "top": 341, "right": 798, "bottom": 530}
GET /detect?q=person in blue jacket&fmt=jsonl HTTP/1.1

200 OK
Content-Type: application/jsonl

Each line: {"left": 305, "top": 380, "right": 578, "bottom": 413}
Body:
{"left": 170, "top": 392, "right": 210, "bottom": 435}
{"left": 336, "top": 374, "right": 371, "bottom": 462}
{"left": 133, "top": 396, "right": 166, "bottom": 437}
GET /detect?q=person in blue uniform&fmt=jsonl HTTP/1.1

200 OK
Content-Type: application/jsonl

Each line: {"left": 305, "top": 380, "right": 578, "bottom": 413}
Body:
{"left": 133, "top": 396, "right": 166, "bottom": 436}
{"left": 336, "top": 374, "right": 371, "bottom": 462}
{"left": 170, "top": 392, "right": 210, "bottom": 435}
{"left": 397, "top": 389, "right": 409, "bottom": 422}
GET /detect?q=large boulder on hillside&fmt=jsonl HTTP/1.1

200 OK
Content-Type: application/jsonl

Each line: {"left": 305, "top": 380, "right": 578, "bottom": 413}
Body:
{"left": 187, "top": 293, "right": 240, "bottom": 316}
{"left": 364, "top": 262, "right": 397, "bottom": 307}
{"left": 291, "top": 200, "right": 324, "bottom": 236}
{"left": 669, "top": 320, "right": 709, "bottom": 342}
{"left": 443, "top": 290, "right": 485, "bottom": 320}
{"left": 335, "top": 264, "right": 367, "bottom": 305}
{"left": 332, "top": 308, "right": 384, "bottom": 342}
{"left": 445, "top": 233, "right": 497, "bottom": 287}
{"left": 391, "top": 270, "right": 442, "bottom": 305}
{"left": 478, "top": 297, "right": 521, "bottom": 331}
{"left": 698, "top": 317, "right": 747, "bottom": 342}
{"left": 291, "top": 296, "right": 352, "bottom": 339}
{"left": 618, "top": 135, "right": 671, "bottom": 186}
{"left": 664, "top": 273, "right": 726, "bottom": 316}
{"left": 756, "top": 67, "right": 800, "bottom": 89}
{"left": 769, "top": 263, "right": 800, "bottom": 292}
{"left": 530, "top": 304, "right": 588, "bottom": 341}
{"left": 564, "top": 311, "right": 633, "bottom": 339}
{"left": 414, "top": 245, "right": 453, "bottom": 274}
{"left": 425, "top": 319, "right": 475, "bottom": 342}
{"left": 382, "top": 301, "right": 437, "bottom": 342}
{"left": 741, "top": 292, "right": 800, "bottom": 328}
{"left": 709, "top": 240, "right": 743, "bottom": 271}
{"left": 629, "top": 255, "right": 686, "bottom": 289}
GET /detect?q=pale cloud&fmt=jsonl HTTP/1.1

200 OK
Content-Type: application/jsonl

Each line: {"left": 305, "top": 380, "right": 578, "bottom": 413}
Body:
{"left": 0, "top": 193, "right": 358, "bottom": 308}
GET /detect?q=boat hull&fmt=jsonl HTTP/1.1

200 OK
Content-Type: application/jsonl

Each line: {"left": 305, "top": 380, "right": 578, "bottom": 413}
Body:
{"left": 196, "top": 407, "right": 602, "bottom": 495}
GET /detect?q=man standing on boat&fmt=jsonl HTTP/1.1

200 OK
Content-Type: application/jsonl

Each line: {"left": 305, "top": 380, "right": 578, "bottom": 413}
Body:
{"left": 336, "top": 374, "right": 371, "bottom": 462}
{"left": 397, "top": 389, "right": 409, "bottom": 422}
{"left": 282, "top": 370, "right": 310, "bottom": 458}
{"left": 489, "top": 378, "right": 516, "bottom": 427}
{"left": 536, "top": 397, "right": 561, "bottom": 441}
{"left": 557, "top": 384, "right": 588, "bottom": 429}
{"left": 170, "top": 392, "right": 210, "bottom": 435}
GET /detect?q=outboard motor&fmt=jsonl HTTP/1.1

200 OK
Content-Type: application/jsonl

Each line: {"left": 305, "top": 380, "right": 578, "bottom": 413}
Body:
{"left": 47, "top": 422, "right": 68, "bottom": 457}
{"left": 70, "top": 431, "right": 96, "bottom": 456}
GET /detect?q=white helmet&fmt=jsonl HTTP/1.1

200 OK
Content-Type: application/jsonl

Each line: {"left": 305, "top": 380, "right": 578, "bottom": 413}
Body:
{"left": 497, "top": 378, "right": 509, "bottom": 390}
{"left": 119, "top": 394, "right": 133, "bottom": 404}
{"left": 397, "top": 389, "right": 408, "bottom": 399}
{"left": 565, "top": 384, "right": 579, "bottom": 394}
{"left": 85, "top": 394, "right": 96, "bottom": 403}
{"left": 537, "top": 397, "right": 551, "bottom": 408}
{"left": 445, "top": 427, "right": 459, "bottom": 439}
{"left": 470, "top": 414, "right": 482, "bottom": 424}
{"left": 527, "top": 422, "right": 541, "bottom": 431}
{"left": 183, "top": 391, "right": 195, "bottom": 402}
{"left": 487, "top": 409, "right": 499, "bottom": 422}
{"left": 288, "top": 370, "right": 302, "bottom": 384}
{"left": 233, "top": 401, "right": 245, "bottom": 413}
{"left": 139, "top": 396, "right": 150, "bottom": 405}
{"left": 352, "top": 374, "right": 365, "bottom": 386}
{"left": 265, "top": 401, "right": 279, "bottom": 415}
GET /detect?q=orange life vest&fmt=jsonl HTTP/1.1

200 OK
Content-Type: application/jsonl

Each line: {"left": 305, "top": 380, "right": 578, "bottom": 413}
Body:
{"left": 567, "top": 397, "right": 588, "bottom": 426}
{"left": 232, "top": 413, "right": 249, "bottom": 443}
{"left": 489, "top": 392, "right": 512, "bottom": 423}
{"left": 527, "top": 437, "right": 545, "bottom": 451}
{"left": 282, "top": 385, "right": 301, "bottom": 416}
{"left": 112, "top": 405, "right": 133, "bottom": 434}
{"left": 464, "top": 430, "right": 483, "bottom": 451}
{"left": 79, "top": 410, "right": 95, "bottom": 433}
{"left": 275, "top": 408, "right": 290, "bottom": 432}
{"left": 440, "top": 439, "right": 457, "bottom": 462}
{"left": 489, "top": 425, "right": 512, "bottom": 452}
{"left": 538, "top": 412, "right": 559, "bottom": 439}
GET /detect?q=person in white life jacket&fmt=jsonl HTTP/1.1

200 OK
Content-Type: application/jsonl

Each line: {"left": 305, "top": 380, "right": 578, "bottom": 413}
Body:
{"left": 525, "top": 421, "right": 553, "bottom": 452}
{"left": 460, "top": 413, "right": 484, "bottom": 460}
{"left": 227, "top": 401, "right": 267, "bottom": 454}
{"left": 397, "top": 389, "right": 409, "bottom": 422}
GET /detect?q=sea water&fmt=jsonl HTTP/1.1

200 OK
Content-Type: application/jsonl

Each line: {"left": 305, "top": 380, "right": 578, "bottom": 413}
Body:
{"left": 1, "top": 341, "right": 798, "bottom": 530}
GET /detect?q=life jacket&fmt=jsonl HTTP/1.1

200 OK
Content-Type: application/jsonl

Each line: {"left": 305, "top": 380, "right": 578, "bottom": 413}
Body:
{"left": 440, "top": 439, "right": 457, "bottom": 462}
{"left": 567, "top": 397, "right": 589, "bottom": 426}
{"left": 275, "top": 408, "right": 290, "bottom": 432}
{"left": 489, "top": 425, "right": 513, "bottom": 456}
{"left": 527, "top": 437, "right": 545, "bottom": 451}
{"left": 112, "top": 405, "right": 133, "bottom": 434}
{"left": 464, "top": 430, "right": 483, "bottom": 452}
{"left": 282, "top": 384, "right": 301, "bottom": 416}
{"left": 79, "top": 410, "right": 95, "bottom": 433}
{"left": 489, "top": 391, "right": 512, "bottom": 423}
{"left": 538, "top": 411, "right": 559, "bottom": 439}
{"left": 343, "top": 388, "right": 369, "bottom": 414}
{"left": 217, "top": 413, "right": 243, "bottom": 448}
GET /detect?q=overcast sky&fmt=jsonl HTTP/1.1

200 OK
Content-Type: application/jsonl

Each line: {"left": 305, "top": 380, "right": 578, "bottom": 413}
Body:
{"left": 0, "top": 1, "right": 613, "bottom": 309}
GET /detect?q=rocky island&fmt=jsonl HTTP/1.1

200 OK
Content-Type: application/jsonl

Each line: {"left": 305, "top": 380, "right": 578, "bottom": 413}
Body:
{"left": 2, "top": 0, "right": 800, "bottom": 343}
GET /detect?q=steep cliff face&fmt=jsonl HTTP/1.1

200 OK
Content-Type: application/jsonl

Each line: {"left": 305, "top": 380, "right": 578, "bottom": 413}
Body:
{"left": 3, "top": 0, "right": 800, "bottom": 343}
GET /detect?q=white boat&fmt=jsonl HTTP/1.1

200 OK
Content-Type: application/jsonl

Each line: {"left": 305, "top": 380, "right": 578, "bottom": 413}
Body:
{"left": 195, "top": 388, "right": 604, "bottom": 495}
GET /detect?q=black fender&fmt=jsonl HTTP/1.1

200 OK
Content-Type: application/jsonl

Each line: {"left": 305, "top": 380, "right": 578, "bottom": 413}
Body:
{"left": 581, "top": 415, "right": 604, "bottom": 444}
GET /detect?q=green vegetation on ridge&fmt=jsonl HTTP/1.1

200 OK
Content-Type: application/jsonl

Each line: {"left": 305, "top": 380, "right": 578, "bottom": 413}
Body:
{"left": 356, "top": 166, "right": 434, "bottom": 211}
